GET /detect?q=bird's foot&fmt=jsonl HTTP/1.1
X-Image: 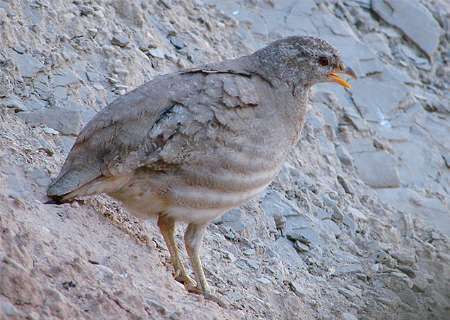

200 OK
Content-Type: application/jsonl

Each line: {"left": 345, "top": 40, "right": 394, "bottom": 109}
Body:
{"left": 203, "top": 291, "right": 228, "bottom": 308}
{"left": 174, "top": 269, "right": 198, "bottom": 289}
{"left": 186, "top": 286, "right": 228, "bottom": 308}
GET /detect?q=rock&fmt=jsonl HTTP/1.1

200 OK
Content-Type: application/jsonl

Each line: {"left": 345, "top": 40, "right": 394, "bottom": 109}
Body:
{"left": 288, "top": 281, "right": 304, "bottom": 298}
{"left": 338, "top": 287, "right": 357, "bottom": 299}
{"left": 0, "top": 259, "right": 44, "bottom": 306}
{"left": 111, "top": 0, "right": 144, "bottom": 27}
{"left": 285, "top": 215, "right": 322, "bottom": 247}
{"left": 337, "top": 175, "right": 354, "bottom": 195}
{"left": 111, "top": 33, "right": 130, "bottom": 47}
{"left": 218, "top": 208, "right": 241, "bottom": 223}
{"left": 335, "top": 144, "right": 353, "bottom": 166}
{"left": 147, "top": 48, "right": 166, "bottom": 59}
{"left": 390, "top": 248, "right": 416, "bottom": 266}
{"left": 372, "top": 0, "right": 442, "bottom": 57}
{"left": 79, "top": 5, "right": 94, "bottom": 16}
{"left": 398, "top": 44, "right": 431, "bottom": 71}
{"left": 269, "top": 238, "right": 305, "bottom": 268}
{"left": 347, "top": 207, "right": 368, "bottom": 223}
{"left": 28, "top": 168, "right": 51, "bottom": 188}
{"left": 273, "top": 215, "right": 287, "bottom": 235}
{"left": 443, "top": 153, "right": 450, "bottom": 169}
{"left": 18, "top": 108, "right": 82, "bottom": 135}
{"left": 146, "top": 299, "right": 167, "bottom": 315}
{"left": 43, "top": 127, "right": 59, "bottom": 135}
{"left": 320, "top": 219, "right": 341, "bottom": 238}
{"left": 214, "top": 208, "right": 245, "bottom": 232}
{"left": 276, "top": 162, "right": 310, "bottom": 187}
{"left": 0, "top": 296, "right": 22, "bottom": 318}
{"left": 86, "top": 70, "right": 102, "bottom": 83}
{"left": 397, "top": 266, "right": 415, "bottom": 278}
{"left": 256, "top": 277, "right": 271, "bottom": 285}
{"left": 379, "top": 273, "right": 417, "bottom": 306}
{"left": 335, "top": 263, "right": 363, "bottom": 275}
{"left": 0, "top": 72, "right": 12, "bottom": 97}
{"left": 344, "top": 113, "right": 369, "bottom": 132}
{"left": 168, "top": 36, "right": 186, "bottom": 50}
{"left": 353, "top": 151, "right": 400, "bottom": 188}
{"left": 0, "top": 96, "right": 27, "bottom": 112}
{"left": 350, "top": 78, "right": 408, "bottom": 123}
{"left": 342, "top": 312, "right": 358, "bottom": 320}
{"left": 411, "top": 273, "right": 430, "bottom": 293}
{"left": 293, "top": 240, "right": 309, "bottom": 253}
{"left": 331, "top": 207, "right": 344, "bottom": 224}
{"left": 13, "top": 53, "right": 44, "bottom": 78}
{"left": 362, "top": 32, "right": 391, "bottom": 57}
{"left": 261, "top": 191, "right": 300, "bottom": 217}
{"left": 375, "top": 251, "right": 397, "bottom": 268}
{"left": 52, "top": 69, "right": 80, "bottom": 87}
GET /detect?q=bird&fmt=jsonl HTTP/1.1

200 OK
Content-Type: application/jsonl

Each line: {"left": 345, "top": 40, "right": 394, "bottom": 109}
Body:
{"left": 47, "top": 36, "right": 356, "bottom": 304}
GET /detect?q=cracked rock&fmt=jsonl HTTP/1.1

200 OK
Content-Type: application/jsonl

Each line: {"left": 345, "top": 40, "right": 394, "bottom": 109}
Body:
{"left": 353, "top": 151, "right": 400, "bottom": 188}
{"left": 372, "top": 0, "right": 442, "bottom": 57}
{"left": 18, "top": 108, "right": 82, "bottom": 135}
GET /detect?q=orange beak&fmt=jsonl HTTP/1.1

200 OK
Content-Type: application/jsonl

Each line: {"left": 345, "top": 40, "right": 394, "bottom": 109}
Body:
{"left": 327, "top": 65, "right": 357, "bottom": 89}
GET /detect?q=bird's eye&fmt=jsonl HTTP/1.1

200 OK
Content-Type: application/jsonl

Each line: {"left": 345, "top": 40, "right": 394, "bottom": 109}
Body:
{"left": 318, "top": 56, "right": 329, "bottom": 66}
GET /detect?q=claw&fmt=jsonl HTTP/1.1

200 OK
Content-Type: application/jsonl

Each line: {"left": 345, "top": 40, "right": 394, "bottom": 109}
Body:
{"left": 187, "top": 286, "right": 228, "bottom": 308}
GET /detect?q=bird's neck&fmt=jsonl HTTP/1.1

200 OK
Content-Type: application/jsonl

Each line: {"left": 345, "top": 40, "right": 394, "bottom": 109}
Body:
{"left": 237, "top": 54, "right": 312, "bottom": 93}
{"left": 213, "top": 54, "right": 312, "bottom": 140}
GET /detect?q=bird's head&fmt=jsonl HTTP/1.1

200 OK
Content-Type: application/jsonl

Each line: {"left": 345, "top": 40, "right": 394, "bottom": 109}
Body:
{"left": 253, "top": 36, "right": 356, "bottom": 89}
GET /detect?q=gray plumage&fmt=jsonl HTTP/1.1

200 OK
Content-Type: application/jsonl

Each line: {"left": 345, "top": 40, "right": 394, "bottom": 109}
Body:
{"left": 47, "top": 36, "right": 355, "bottom": 302}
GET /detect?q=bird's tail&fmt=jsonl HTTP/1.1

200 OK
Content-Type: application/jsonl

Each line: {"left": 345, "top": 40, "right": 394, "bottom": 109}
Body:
{"left": 47, "top": 169, "right": 130, "bottom": 203}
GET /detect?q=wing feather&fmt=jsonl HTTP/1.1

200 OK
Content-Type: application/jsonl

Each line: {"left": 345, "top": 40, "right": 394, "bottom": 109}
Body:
{"left": 47, "top": 65, "right": 260, "bottom": 199}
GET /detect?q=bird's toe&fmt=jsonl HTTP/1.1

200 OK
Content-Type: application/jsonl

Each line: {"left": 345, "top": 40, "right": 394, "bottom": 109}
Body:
{"left": 202, "top": 291, "right": 228, "bottom": 308}
{"left": 175, "top": 272, "right": 197, "bottom": 290}
{"left": 186, "top": 285, "right": 228, "bottom": 308}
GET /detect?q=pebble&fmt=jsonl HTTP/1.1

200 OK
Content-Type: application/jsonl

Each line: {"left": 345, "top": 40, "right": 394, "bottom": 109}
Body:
{"left": 293, "top": 240, "right": 309, "bottom": 253}
{"left": 335, "top": 263, "right": 363, "bottom": 275}
{"left": 0, "top": 96, "right": 27, "bottom": 112}
{"left": 261, "top": 191, "right": 299, "bottom": 217}
{"left": 147, "top": 48, "right": 166, "bottom": 59}
{"left": 288, "top": 281, "right": 304, "bottom": 298}
{"left": 111, "top": 33, "right": 130, "bottom": 47}
{"left": 0, "top": 297, "right": 21, "bottom": 317}
{"left": 256, "top": 277, "right": 272, "bottom": 285}
{"left": 342, "top": 313, "right": 358, "bottom": 320}
{"left": 52, "top": 69, "right": 80, "bottom": 87}
{"left": 43, "top": 127, "right": 59, "bottom": 135}
{"left": 442, "top": 153, "right": 450, "bottom": 169}
{"left": 337, "top": 176, "right": 353, "bottom": 195}
{"left": 169, "top": 36, "right": 186, "bottom": 50}
{"left": 335, "top": 144, "right": 353, "bottom": 166}
{"left": 0, "top": 73, "right": 12, "bottom": 97}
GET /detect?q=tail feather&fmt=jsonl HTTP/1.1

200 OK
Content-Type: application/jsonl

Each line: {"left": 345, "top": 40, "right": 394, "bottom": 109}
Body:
{"left": 44, "top": 198, "right": 64, "bottom": 205}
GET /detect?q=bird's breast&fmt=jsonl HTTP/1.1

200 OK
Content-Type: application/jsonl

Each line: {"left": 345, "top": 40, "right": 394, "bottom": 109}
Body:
{"left": 165, "top": 143, "right": 284, "bottom": 211}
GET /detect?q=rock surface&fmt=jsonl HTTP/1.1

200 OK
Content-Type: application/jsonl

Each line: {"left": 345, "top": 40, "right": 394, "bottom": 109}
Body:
{"left": 372, "top": 0, "right": 443, "bottom": 57}
{"left": 0, "top": 0, "right": 449, "bottom": 319}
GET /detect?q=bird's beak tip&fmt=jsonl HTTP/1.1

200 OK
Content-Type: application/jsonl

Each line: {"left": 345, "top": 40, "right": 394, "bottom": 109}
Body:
{"left": 344, "top": 66, "right": 357, "bottom": 80}
{"left": 327, "top": 65, "right": 357, "bottom": 89}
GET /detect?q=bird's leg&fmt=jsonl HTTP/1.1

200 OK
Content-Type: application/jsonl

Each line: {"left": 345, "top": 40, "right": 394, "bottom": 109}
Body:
{"left": 184, "top": 223, "right": 227, "bottom": 307}
{"left": 184, "top": 223, "right": 209, "bottom": 293}
{"left": 157, "top": 215, "right": 196, "bottom": 289}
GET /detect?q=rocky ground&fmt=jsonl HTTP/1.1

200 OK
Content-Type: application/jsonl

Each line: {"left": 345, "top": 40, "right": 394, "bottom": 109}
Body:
{"left": 0, "top": 0, "right": 449, "bottom": 319}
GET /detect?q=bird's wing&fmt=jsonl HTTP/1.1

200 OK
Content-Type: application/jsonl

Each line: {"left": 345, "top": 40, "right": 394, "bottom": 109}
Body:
{"left": 47, "top": 65, "right": 262, "bottom": 199}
